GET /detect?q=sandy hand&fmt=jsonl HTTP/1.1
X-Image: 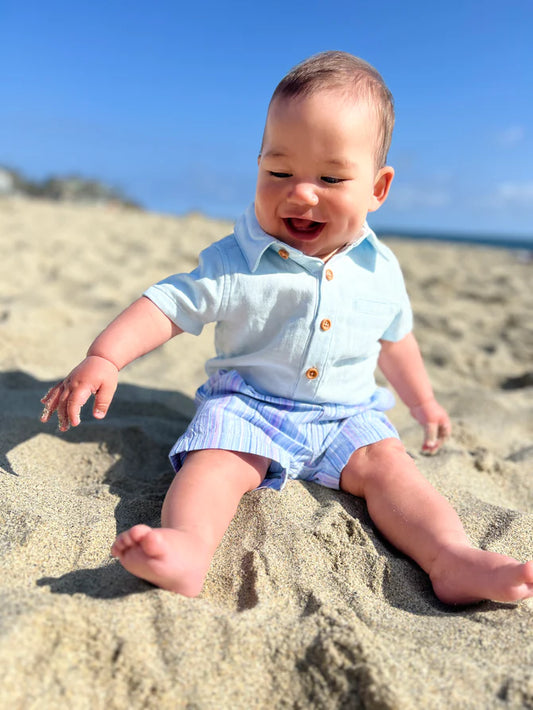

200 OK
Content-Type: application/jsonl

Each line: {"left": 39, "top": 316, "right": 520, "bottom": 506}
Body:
{"left": 410, "top": 398, "right": 452, "bottom": 455}
{"left": 40, "top": 355, "right": 118, "bottom": 431}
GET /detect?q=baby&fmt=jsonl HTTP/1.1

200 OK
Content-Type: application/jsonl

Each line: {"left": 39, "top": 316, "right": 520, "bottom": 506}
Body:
{"left": 41, "top": 51, "right": 533, "bottom": 605}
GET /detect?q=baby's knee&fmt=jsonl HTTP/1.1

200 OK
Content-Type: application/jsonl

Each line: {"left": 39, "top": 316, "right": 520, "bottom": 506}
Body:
{"left": 341, "top": 437, "right": 407, "bottom": 494}
{"left": 360, "top": 437, "right": 407, "bottom": 467}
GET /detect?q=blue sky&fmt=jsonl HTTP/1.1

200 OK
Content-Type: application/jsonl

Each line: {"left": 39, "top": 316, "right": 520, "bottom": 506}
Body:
{"left": 2, "top": 0, "right": 532, "bottom": 239}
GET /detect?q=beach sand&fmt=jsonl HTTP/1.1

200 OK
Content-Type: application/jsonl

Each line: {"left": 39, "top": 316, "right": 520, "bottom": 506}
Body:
{"left": 1, "top": 196, "right": 532, "bottom": 709}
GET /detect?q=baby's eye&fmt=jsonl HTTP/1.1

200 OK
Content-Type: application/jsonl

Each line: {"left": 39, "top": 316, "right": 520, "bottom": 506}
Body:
{"left": 269, "top": 171, "right": 291, "bottom": 179}
{"left": 321, "top": 176, "right": 344, "bottom": 184}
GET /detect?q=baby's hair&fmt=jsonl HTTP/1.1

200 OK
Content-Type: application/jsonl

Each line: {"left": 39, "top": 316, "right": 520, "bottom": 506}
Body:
{"left": 268, "top": 50, "right": 395, "bottom": 169}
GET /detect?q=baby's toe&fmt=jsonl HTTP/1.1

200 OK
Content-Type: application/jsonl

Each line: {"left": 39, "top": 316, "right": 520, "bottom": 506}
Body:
{"left": 111, "top": 530, "right": 133, "bottom": 555}
{"left": 128, "top": 524, "right": 154, "bottom": 544}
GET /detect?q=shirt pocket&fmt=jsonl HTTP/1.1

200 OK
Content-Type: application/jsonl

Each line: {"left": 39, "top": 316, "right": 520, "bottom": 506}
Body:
{"left": 342, "top": 299, "right": 397, "bottom": 359}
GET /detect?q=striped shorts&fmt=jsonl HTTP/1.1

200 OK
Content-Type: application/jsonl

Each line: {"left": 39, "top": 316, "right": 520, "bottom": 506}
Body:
{"left": 169, "top": 370, "right": 399, "bottom": 491}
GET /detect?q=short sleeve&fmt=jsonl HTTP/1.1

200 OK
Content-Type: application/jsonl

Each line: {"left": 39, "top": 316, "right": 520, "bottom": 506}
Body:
{"left": 143, "top": 244, "right": 226, "bottom": 336}
{"left": 379, "top": 255, "right": 413, "bottom": 342}
{"left": 380, "top": 298, "right": 413, "bottom": 342}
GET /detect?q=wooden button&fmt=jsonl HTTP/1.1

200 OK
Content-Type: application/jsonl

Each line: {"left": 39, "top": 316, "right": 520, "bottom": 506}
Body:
{"left": 325, "top": 269, "right": 334, "bottom": 280}
{"left": 305, "top": 367, "right": 319, "bottom": 380}
{"left": 278, "top": 248, "right": 290, "bottom": 259}
{"left": 320, "top": 319, "right": 331, "bottom": 331}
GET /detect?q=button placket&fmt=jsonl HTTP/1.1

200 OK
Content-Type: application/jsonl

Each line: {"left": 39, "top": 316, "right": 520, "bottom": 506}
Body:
{"left": 311, "top": 265, "right": 338, "bottom": 385}
{"left": 294, "top": 262, "right": 339, "bottom": 398}
{"left": 319, "top": 267, "right": 333, "bottom": 338}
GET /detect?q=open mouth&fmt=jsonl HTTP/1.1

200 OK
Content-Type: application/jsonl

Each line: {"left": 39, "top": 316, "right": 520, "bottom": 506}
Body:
{"left": 283, "top": 218, "right": 325, "bottom": 240}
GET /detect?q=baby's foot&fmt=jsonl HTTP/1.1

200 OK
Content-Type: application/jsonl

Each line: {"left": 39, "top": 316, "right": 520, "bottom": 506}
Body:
{"left": 111, "top": 524, "right": 209, "bottom": 597}
{"left": 429, "top": 546, "right": 533, "bottom": 605}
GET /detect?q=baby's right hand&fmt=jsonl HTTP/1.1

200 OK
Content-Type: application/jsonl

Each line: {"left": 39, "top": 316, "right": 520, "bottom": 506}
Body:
{"left": 40, "top": 355, "right": 119, "bottom": 431}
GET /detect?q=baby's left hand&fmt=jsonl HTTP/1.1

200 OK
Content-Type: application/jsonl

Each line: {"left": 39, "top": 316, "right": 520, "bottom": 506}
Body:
{"left": 409, "top": 398, "right": 451, "bottom": 455}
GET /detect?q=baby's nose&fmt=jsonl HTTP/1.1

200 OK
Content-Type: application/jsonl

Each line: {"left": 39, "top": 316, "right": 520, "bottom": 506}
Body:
{"left": 288, "top": 182, "right": 319, "bottom": 206}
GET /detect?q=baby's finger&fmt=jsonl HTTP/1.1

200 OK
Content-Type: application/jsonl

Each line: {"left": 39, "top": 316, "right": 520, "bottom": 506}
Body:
{"left": 92, "top": 380, "right": 117, "bottom": 419}
{"left": 55, "top": 384, "right": 73, "bottom": 431}
{"left": 422, "top": 420, "right": 451, "bottom": 455}
{"left": 40, "top": 384, "right": 63, "bottom": 422}
{"left": 421, "top": 422, "right": 440, "bottom": 456}
{"left": 65, "top": 384, "right": 95, "bottom": 428}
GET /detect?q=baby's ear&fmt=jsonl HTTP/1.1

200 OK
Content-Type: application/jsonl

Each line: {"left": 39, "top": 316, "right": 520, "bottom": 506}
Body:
{"left": 369, "top": 166, "right": 394, "bottom": 212}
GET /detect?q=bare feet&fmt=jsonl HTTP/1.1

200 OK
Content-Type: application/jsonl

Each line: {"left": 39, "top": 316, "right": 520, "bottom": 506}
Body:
{"left": 429, "top": 545, "right": 533, "bottom": 605}
{"left": 111, "top": 524, "right": 210, "bottom": 597}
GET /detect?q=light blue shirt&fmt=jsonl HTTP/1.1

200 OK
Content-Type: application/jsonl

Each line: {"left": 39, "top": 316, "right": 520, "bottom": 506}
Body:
{"left": 144, "top": 204, "right": 413, "bottom": 405}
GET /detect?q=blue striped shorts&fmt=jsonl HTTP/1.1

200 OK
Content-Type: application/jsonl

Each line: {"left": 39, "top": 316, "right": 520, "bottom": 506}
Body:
{"left": 169, "top": 370, "right": 399, "bottom": 491}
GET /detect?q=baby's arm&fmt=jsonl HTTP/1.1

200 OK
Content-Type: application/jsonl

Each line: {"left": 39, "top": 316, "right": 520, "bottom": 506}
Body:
{"left": 41, "top": 296, "right": 182, "bottom": 431}
{"left": 378, "top": 332, "right": 451, "bottom": 454}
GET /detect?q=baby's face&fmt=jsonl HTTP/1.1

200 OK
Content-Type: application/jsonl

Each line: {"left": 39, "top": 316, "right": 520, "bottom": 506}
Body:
{"left": 255, "top": 90, "right": 393, "bottom": 260}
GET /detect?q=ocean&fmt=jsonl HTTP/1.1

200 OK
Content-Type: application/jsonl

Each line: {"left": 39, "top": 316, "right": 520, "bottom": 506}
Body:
{"left": 376, "top": 228, "right": 533, "bottom": 252}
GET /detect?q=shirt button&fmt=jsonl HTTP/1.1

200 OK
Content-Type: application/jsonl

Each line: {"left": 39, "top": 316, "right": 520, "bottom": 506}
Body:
{"left": 278, "top": 248, "right": 290, "bottom": 259}
{"left": 325, "top": 269, "right": 334, "bottom": 280}
{"left": 306, "top": 367, "right": 319, "bottom": 380}
{"left": 320, "top": 319, "right": 331, "bottom": 331}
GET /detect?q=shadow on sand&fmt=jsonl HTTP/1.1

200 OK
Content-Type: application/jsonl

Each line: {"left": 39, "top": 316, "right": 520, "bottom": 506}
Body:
{"left": 1, "top": 369, "right": 194, "bottom": 598}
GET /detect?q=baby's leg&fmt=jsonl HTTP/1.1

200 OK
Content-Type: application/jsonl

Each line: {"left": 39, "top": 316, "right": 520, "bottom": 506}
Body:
{"left": 340, "top": 439, "right": 533, "bottom": 605}
{"left": 111, "top": 449, "right": 269, "bottom": 596}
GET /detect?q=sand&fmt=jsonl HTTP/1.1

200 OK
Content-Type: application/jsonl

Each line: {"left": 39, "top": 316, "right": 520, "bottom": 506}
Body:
{"left": 0, "top": 196, "right": 532, "bottom": 709}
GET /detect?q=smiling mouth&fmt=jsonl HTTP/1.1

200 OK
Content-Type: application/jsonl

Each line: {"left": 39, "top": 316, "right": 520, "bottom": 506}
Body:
{"left": 283, "top": 218, "right": 325, "bottom": 240}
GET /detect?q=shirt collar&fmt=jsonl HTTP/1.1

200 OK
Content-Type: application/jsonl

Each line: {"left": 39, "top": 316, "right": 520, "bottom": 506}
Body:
{"left": 234, "top": 203, "right": 390, "bottom": 272}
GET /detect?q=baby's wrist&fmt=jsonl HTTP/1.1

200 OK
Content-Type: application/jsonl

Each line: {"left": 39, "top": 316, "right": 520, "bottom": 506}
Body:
{"left": 410, "top": 396, "right": 436, "bottom": 408}
{"left": 409, "top": 396, "right": 438, "bottom": 416}
{"left": 85, "top": 352, "right": 120, "bottom": 371}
